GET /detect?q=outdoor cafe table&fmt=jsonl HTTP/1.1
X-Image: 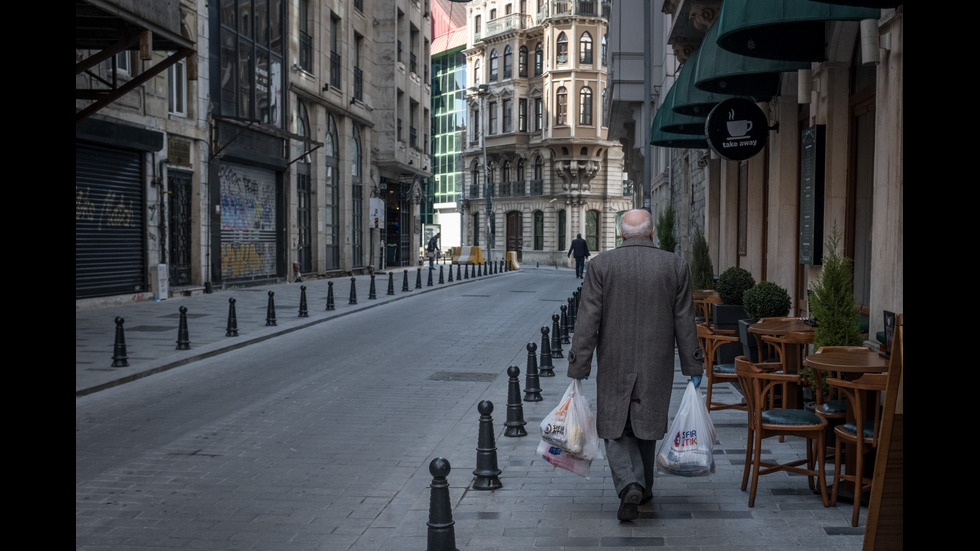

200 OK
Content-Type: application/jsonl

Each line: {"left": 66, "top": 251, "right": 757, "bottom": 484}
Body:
{"left": 803, "top": 348, "right": 890, "bottom": 499}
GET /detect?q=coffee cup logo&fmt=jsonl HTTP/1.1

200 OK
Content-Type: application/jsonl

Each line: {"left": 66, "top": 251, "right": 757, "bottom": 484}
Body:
{"left": 726, "top": 108, "right": 752, "bottom": 138}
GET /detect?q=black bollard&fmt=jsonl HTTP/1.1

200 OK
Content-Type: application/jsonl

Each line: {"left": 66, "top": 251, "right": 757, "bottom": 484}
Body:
{"left": 464, "top": 264, "right": 469, "bottom": 279}
{"left": 426, "top": 458, "right": 459, "bottom": 551}
{"left": 387, "top": 272, "right": 396, "bottom": 296}
{"left": 560, "top": 305, "right": 571, "bottom": 344}
{"left": 448, "top": 264, "right": 454, "bottom": 282}
{"left": 299, "top": 285, "right": 309, "bottom": 317}
{"left": 226, "top": 298, "right": 239, "bottom": 337}
{"left": 427, "top": 267, "right": 434, "bottom": 287}
{"left": 504, "top": 366, "right": 528, "bottom": 437}
{"left": 369, "top": 275, "right": 377, "bottom": 299}
{"left": 567, "top": 298, "right": 576, "bottom": 333}
{"left": 349, "top": 277, "right": 358, "bottom": 305}
{"left": 439, "top": 265, "right": 445, "bottom": 284}
{"left": 551, "top": 314, "right": 564, "bottom": 358}
{"left": 416, "top": 267, "right": 423, "bottom": 289}
{"left": 456, "top": 263, "right": 462, "bottom": 280}
{"left": 403, "top": 270, "right": 411, "bottom": 292}
{"left": 538, "top": 326, "right": 555, "bottom": 377}
{"left": 176, "top": 305, "right": 191, "bottom": 350}
{"left": 326, "top": 281, "right": 336, "bottom": 310}
{"left": 524, "top": 342, "right": 542, "bottom": 402}
{"left": 111, "top": 316, "right": 129, "bottom": 367}
{"left": 472, "top": 400, "right": 503, "bottom": 490}
{"left": 266, "top": 291, "right": 277, "bottom": 326}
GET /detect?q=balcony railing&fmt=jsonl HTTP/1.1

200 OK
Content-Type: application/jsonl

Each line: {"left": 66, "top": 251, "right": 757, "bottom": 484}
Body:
{"left": 353, "top": 67, "right": 363, "bottom": 100}
{"left": 470, "top": 184, "right": 481, "bottom": 198}
{"left": 410, "top": 126, "right": 418, "bottom": 148}
{"left": 499, "top": 182, "right": 511, "bottom": 196}
{"left": 539, "top": 1, "right": 606, "bottom": 21}
{"left": 410, "top": 52, "right": 417, "bottom": 75}
{"left": 330, "top": 51, "right": 341, "bottom": 88}
{"left": 485, "top": 14, "right": 534, "bottom": 39}
{"left": 529, "top": 179, "right": 543, "bottom": 195}
{"left": 299, "top": 31, "right": 312, "bottom": 71}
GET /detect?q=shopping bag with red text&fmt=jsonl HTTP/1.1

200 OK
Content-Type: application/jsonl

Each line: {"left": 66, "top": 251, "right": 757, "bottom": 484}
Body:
{"left": 655, "top": 381, "right": 716, "bottom": 477}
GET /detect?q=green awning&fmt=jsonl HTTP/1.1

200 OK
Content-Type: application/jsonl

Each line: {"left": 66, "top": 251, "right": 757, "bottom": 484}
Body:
{"left": 693, "top": 21, "right": 808, "bottom": 100}
{"left": 808, "top": 1, "right": 900, "bottom": 8}
{"left": 715, "top": 0, "right": 881, "bottom": 62}
{"left": 659, "top": 85, "right": 707, "bottom": 136}
{"left": 650, "top": 86, "right": 708, "bottom": 148}
{"left": 672, "top": 46, "right": 731, "bottom": 118}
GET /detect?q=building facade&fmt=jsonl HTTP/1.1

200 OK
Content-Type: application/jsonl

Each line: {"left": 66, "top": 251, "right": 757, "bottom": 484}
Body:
{"left": 606, "top": 0, "right": 903, "bottom": 343}
{"left": 460, "top": 0, "right": 630, "bottom": 267}
{"left": 76, "top": 0, "right": 433, "bottom": 303}
{"left": 429, "top": 0, "right": 470, "bottom": 249}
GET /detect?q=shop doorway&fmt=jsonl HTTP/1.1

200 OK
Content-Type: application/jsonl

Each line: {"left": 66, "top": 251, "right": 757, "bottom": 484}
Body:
{"left": 506, "top": 211, "right": 523, "bottom": 262}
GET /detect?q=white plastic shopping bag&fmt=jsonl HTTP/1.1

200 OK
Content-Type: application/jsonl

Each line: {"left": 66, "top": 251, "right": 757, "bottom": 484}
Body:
{"left": 655, "top": 381, "right": 716, "bottom": 477}
{"left": 536, "top": 438, "right": 592, "bottom": 477}
{"left": 539, "top": 379, "right": 602, "bottom": 460}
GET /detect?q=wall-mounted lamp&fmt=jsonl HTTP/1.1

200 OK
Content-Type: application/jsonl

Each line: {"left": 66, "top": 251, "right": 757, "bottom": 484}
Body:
{"left": 860, "top": 19, "right": 880, "bottom": 66}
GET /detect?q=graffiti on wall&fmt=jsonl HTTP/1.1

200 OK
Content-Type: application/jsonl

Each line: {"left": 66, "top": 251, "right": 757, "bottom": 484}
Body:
{"left": 219, "top": 165, "right": 277, "bottom": 279}
{"left": 75, "top": 187, "right": 137, "bottom": 230}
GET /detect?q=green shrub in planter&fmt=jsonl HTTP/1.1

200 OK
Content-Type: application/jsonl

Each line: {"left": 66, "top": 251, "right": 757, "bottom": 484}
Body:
{"left": 716, "top": 266, "right": 755, "bottom": 305}
{"left": 809, "top": 225, "right": 863, "bottom": 350}
{"left": 656, "top": 206, "right": 677, "bottom": 253}
{"left": 743, "top": 281, "right": 792, "bottom": 322}
{"left": 690, "top": 229, "right": 715, "bottom": 291}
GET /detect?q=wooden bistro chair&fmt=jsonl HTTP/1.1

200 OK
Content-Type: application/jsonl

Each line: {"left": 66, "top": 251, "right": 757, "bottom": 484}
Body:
{"left": 828, "top": 371, "right": 887, "bottom": 527}
{"left": 735, "top": 356, "right": 829, "bottom": 508}
{"left": 697, "top": 323, "right": 746, "bottom": 412}
{"left": 809, "top": 347, "right": 873, "bottom": 426}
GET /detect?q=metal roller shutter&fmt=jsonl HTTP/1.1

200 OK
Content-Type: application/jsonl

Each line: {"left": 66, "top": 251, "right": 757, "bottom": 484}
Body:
{"left": 75, "top": 142, "right": 146, "bottom": 298}
{"left": 219, "top": 163, "right": 279, "bottom": 281}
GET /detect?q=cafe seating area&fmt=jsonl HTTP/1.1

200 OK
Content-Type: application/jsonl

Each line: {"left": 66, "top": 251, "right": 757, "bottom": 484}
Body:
{"left": 694, "top": 306, "right": 904, "bottom": 538}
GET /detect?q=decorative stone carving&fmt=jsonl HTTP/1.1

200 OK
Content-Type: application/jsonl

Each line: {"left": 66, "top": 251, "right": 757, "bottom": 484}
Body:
{"left": 689, "top": 2, "right": 720, "bottom": 33}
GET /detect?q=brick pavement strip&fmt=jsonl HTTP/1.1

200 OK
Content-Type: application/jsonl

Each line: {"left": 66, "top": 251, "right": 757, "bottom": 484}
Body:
{"left": 76, "top": 268, "right": 868, "bottom": 550}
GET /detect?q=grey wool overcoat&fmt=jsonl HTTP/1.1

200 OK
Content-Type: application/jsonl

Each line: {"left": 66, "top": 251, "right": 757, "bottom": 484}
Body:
{"left": 567, "top": 238, "right": 704, "bottom": 441}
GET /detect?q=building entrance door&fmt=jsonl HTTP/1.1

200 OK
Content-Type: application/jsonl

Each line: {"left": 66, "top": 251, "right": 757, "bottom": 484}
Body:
{"left": 506, "top": 211, "right": 523, "bottom": 262}
{"left": 168, "top": 169, "right": 193, "bottom": 286}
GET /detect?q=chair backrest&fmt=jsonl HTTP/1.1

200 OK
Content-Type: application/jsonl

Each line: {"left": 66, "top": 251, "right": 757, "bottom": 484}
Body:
{"left": 827, "top": 373, "right": 887, "bottom": 446}
{"left": 735, "top": 356, "right": 799, "bottom": 427}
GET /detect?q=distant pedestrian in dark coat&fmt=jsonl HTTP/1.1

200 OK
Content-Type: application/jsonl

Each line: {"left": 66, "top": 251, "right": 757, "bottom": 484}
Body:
{"left": 567, "top": 234, "right": 590, "bottom": 278}
{"left": 567, "top": 209, "right": 703, "bottom": 522}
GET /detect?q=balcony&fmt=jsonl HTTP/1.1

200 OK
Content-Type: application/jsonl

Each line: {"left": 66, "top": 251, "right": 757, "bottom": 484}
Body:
{"left": 484, "top": 13, "right": 534, "bottom": 40}
{"left": 529, "top": 179, "right": 543, "bottom": 195}
{"left": 538, "top": 1, "right": 607, "bottom": 22}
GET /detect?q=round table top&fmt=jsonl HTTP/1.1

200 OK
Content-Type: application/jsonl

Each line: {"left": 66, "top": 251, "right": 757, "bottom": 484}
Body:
{"left": 804, "top": 349, "right": 889, "bottom": 374}
{"left": 747, "top": 318, "right": 815, "bottom": 336}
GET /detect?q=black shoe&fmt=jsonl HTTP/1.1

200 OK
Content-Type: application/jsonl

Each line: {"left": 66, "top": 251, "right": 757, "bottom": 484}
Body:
{"left": 617, "top": 483, "right": 643, "bottom": 521}
{"left": 640, "top": 492, "right": 653, "bottom": 505}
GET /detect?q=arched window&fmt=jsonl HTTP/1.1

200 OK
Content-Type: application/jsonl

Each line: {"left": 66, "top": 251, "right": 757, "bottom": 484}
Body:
{"left": 324, "top": 114, "right": 339, "bottom": 270}
{"left": 533, "top": 210, "right": 544, "bottom": 250}
{"left": 503, "top": 45, "right": 512, "bottom": 79}
{"left": 474, "top": 59, "right": 481, "bottom": 86}
{"left": 516, "top": 158, "right": 525, "bottom": 181}
{"left": 502, "top": 160, "right": 511, "bottom": 183}
{"left": 556, "top": 86, "right": 567, "bottom": 125}
{"left": 534, "top": 42, "right": 543, "bottom": 75}
{"left": 557, "top": 209, "right": 567, "bottom": 250}
{"left": 490, "top": 49, "right": 499, "bottom": 81}
{"left": 579, "top": 32, "right": 593, "bottom": 64}
{"left": 518, "top": 46, "right": 528, "bottom": 77}
{"left": 586, "top": 209, "right": 599, "bottom": 252}
{"left": 556, "top": 32, "right": 568, "bottom": 64}
{"left": 579, "top": 86, "right": 593, "bottom": 125}
{"left": 534, "top": 155, "right": 543, "bottom": 180}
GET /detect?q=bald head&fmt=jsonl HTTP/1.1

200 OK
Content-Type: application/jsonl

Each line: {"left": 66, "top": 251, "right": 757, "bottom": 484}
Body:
{"left": 619, "top": 209, "right": 655, "bottom": 241}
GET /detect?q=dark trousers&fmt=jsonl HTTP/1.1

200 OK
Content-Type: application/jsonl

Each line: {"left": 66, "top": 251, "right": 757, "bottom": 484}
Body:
{"left": 574, "top": 256, "right": 585, "bottom": 277}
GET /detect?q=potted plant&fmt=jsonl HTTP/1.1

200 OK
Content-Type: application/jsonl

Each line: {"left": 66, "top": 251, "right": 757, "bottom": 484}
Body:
{"left": 739, "top": 281, "right": 792, "bottom": 362}
{"left": 712, "top": 266, "right": 755, "bottom": 364}
{"left": 690, "top": 228, "right": 715, "bottom": 295}
{"left": 800, "top": 225, "right": 864, "bottom": 395}
{"left": 656, "top": 206, "right": 677, "bottom": 253}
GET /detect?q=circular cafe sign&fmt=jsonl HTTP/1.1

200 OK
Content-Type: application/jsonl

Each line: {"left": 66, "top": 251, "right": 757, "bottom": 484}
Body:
{"left": 705, "top": 98, "right": 769, "bottom": 161}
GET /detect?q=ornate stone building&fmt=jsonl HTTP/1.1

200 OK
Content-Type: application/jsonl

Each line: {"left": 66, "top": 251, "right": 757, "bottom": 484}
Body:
{"left": 460, "top": 0, "right": 629, "bottom": 267}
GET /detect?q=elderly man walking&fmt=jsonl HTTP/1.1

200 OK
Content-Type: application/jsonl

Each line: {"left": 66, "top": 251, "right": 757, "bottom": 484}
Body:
{"left": 566, "top": 209, "right": 704, "bottom": 521}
